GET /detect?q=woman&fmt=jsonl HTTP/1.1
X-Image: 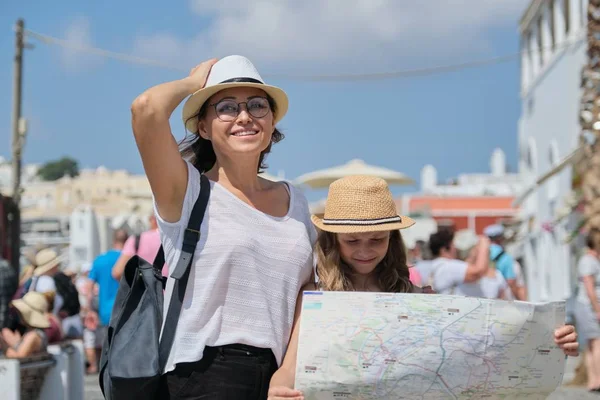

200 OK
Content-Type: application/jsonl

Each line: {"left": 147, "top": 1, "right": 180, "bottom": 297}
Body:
{"left": 0, "top": 291, "right": 50, "bottom": 358}
{"left": 131, "top": 55, "right": 315, "bottom": 398}
{"left": 268, "top": 175, "right": 579, "bottom": 399}
{"left": 574, "top": 228, "right": 600, "bottom": 391}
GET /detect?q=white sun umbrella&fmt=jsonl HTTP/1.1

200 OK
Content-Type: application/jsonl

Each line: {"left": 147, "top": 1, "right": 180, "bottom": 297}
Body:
{"left": 294, "top": 159, "right": 414, "bottom": 189}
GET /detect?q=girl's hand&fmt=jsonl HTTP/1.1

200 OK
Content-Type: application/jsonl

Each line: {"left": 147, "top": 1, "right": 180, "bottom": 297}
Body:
{"left": 554, "top": 324, "right": 579, "bottom": 357}
{"left": 267, "top": 386, "right": 304, "bottom": 400}
{"left": 421, "top": 286, "right": 436, "bottom": 294}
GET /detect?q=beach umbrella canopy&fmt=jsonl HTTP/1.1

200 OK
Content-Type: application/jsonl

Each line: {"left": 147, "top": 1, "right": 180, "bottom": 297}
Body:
{"left": 294, "top": 159, "right": 414, "bottom": 189}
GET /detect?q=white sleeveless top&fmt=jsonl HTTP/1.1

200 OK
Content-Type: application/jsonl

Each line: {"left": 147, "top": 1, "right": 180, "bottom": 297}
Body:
{"left": 156, "top": 161, "right": 316, "bottom": 373}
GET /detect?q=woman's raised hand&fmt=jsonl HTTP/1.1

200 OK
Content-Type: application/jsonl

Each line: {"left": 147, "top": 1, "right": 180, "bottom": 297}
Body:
{"left": 185, "top": 58, "right": 219, "bottom": 93}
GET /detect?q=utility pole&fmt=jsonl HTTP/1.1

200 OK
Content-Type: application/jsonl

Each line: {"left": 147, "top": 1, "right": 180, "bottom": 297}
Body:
{"left": 11, "top": 18, "right": 25, "bottom": 207}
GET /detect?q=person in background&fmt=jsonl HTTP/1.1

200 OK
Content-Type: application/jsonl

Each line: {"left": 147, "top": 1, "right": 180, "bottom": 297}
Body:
{"left": 28, "top": 249, "right": 63, "bottom": 314}
{"left": 512, "top": 259, "right": 528, "bottom": 300}
{"left": 111, "top": 214, "right": 163, "bottom": 281}
{"left": 428, "top": 229, "right": 491, "bottom": 294}
{"left": 84, "top": 229, "right": 127, "bottom": 374}
{"left": 414, "top": 239, "right": 434, "bottom": 285}
{"left": 574, "top": 229, "right": 600, "bottom": 392}
{"left": 41, "top": 291, "right": 63, "bottom": 344}
{"left": 0, "top": 256, "right": 17, "bottom": 330}
{"left": 483, "top": 224, "right": 523, "bottom": 300}
{"left": 0, "top": 292, "right": 50, "bottom": 358}
{"left": 405, "top": 239, "right": 422, "bottom": 286}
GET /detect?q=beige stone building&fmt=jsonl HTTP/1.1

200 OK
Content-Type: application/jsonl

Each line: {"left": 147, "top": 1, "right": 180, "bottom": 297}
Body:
{"left": 17, "top": 166, "right": 153, "bottom": 219}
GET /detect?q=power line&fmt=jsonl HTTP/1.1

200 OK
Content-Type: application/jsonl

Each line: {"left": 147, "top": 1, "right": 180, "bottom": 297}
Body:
{"left": 25, "top": 29, "right": 186, "bottom": 72}
{"left": 24, "top": 28, "right": 587, "bottom": 82}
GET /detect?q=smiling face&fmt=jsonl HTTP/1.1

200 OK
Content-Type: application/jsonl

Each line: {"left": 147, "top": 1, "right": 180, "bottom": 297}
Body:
{"left": 197, "top": 86, "right": 275, "bottom": 160}
{"left": 337, "top": 231, "right": 391, "bottom": 276}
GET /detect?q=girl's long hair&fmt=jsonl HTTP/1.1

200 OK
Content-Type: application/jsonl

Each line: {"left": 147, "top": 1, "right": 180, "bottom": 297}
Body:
{"left": 316, "top": 229, "right": 414, "bottom": 293}
{"left": 180, "top": 93, "right": 284, "bottom": 173}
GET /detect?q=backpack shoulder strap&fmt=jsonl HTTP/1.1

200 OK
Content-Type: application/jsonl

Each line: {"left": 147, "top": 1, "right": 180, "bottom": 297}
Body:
{"left": 158, "top": 174, "right": 211, "bottom": 372}
{"left": 492, "top": 250, "right": 506, "bottom": 263}
{"left": 134, "top": 234, "right": 141, "bottom": 254}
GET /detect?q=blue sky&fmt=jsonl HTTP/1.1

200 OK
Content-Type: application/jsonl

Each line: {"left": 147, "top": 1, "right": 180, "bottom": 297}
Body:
{"left": 0, "top": 0, "right": 529, "bottom": 201}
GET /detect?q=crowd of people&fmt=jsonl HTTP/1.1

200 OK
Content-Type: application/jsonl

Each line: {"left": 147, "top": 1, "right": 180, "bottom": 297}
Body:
{"left": 406, "top": 224, "right": 528, "bottom": 302}
{"left": 0, "top": 55, "right": 584, "bottom": 399}
{"left": 0, "top": 216, "right": 161, "bottom": 375}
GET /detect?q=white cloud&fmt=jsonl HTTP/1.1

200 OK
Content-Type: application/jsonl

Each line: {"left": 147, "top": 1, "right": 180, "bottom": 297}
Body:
{"left": 60, "top": 16, "right": 102, "bottom": 70}
{"left": 133, "top": 0, "right": 529, "bottom": 73}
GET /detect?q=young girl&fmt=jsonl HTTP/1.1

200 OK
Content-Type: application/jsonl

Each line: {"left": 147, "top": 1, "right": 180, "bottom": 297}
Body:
{"left": 268, "top": 175, "right": 579, "bottom": 400}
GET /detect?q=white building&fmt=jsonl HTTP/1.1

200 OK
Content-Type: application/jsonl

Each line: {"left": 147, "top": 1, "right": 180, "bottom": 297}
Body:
{"left": 517, "top": 0, "right": 588, "bottom": 302}
{"left": 0, "top": 156, "right": 41, "bottom": 193}
{"left": 418, "top": 148, "right": 524, "bottom": 197}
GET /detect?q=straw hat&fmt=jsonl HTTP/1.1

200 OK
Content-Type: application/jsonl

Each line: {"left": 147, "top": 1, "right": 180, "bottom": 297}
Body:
{"left": 182, "top": 55, "right": 289, "bottom": 133}
{"left": 311, "top": 175, "right": 416, "bottom": 233}
{"left": 11, "top": 292, "right": 50, "bottom": 329}
{"left": 33, "top": 248, "right": 61, "bottom": 277}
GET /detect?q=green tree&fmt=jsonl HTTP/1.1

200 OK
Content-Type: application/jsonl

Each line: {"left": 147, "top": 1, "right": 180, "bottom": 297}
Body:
{"left": 37, "top": 157, "right": 80, "bottom": 181}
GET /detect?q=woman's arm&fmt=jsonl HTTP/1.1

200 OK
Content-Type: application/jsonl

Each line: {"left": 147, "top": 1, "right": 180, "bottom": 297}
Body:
{"left": 131, "top": 59, "right": 217, "bottom": 223}
{"left": 463, "top": 237, "right": 491, "bottom": 283}
{"left": 268, "top": 284, "right": 315, "bottom": 399}
{"left": 4, "top": 331, "right": 42, "bottom": 358}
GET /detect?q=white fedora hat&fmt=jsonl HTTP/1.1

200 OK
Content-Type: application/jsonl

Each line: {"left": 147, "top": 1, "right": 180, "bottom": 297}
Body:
{"left": 182, "top": 55, "right": 289, "bottom": 133}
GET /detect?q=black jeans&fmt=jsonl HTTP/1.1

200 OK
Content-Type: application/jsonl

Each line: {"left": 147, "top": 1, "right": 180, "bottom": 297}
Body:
{"left": 163, "top": 344, "right": 278, "bottom": 400}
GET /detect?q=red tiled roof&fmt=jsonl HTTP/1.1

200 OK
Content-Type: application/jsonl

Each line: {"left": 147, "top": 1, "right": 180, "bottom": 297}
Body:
{"left": 398, "top": 196, "right": 517, "bottom": 211}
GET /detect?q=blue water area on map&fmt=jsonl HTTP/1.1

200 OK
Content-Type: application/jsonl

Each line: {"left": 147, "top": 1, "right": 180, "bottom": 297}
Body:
{"left": 303, "top": 302, "right": 323, "bottom": 310}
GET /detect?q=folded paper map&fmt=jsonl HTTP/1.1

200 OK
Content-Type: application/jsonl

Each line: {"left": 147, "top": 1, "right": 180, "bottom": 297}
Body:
{"left": 295, "top": 291, "right": 566, "bottom": 400}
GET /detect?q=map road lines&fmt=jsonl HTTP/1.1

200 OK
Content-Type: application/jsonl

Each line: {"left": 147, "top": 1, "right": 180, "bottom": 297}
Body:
{"left": 295, "top": 291, "right": 567, "bottom": 400}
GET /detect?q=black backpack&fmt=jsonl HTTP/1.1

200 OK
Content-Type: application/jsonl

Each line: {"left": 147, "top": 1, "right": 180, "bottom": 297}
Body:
{"left": 53, "top": 272, "right": 80, "bottom": 317}
{"left": 99, "top": 175, "right": 210, "bottom": 400}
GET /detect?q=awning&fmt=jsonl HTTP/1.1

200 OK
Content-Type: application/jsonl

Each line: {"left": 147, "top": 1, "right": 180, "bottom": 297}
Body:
{"left": 513, "top": 145, "right": 583, "bottom": 207}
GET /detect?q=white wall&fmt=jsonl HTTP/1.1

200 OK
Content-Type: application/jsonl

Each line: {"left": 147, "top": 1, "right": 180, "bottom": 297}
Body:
{"left": 518, "top": 0, "right": 587, "bottom": 302}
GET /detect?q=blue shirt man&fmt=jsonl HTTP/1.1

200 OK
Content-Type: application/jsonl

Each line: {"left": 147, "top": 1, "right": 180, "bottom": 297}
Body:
{"left": 88, "top": 249, "right": 121, "bottom": 326}
{"left": 484, "top": 224, "right": 523, "bottom": 300}
{"left": 489, "top": 243, "right": 516, "bottom": 281}
{"left": 88, "top": 229, "right": 129, "bottom": 327}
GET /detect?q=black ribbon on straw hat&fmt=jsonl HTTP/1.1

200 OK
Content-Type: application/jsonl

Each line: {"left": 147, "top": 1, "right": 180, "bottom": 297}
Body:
{"left": 322, "top": 216, "right": 404, "bottom": 226}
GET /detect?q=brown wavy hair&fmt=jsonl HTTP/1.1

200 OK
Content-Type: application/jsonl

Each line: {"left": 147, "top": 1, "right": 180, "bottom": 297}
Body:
{"left": 42, "top": 291, "right": 56, "bottom": 312}
{"left": 180, "top": 93, "right": 284, "bottom": 173}
{"left": 316, "top": 230, "right": 414, "bottom": 293}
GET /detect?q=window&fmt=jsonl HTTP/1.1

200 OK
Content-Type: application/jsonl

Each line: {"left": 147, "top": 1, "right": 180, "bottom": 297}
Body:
{"left": 537, "top": 18, "right": 544, "bottom": 66}
{"left": 527, "top": 30, "right": 534, "bottom": 76}
{"left": 550, "top": 1, "right": 556, "bottom": 50}
{"left": 547, "top": 141, "right": 560, "bottom": 200}
{"left": 527, "top": 137, "right": 538, "bottom": 172}
{"left": 528, "top": 97, "right": 535, "bottom": 115}
{"left": 565, "top": 0, "right": 571, "bottom": 34}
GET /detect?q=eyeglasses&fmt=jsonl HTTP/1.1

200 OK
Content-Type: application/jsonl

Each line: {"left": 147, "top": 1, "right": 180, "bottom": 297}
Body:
{"left": 208, "top": 97, "right": 271, "bottom": 122}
